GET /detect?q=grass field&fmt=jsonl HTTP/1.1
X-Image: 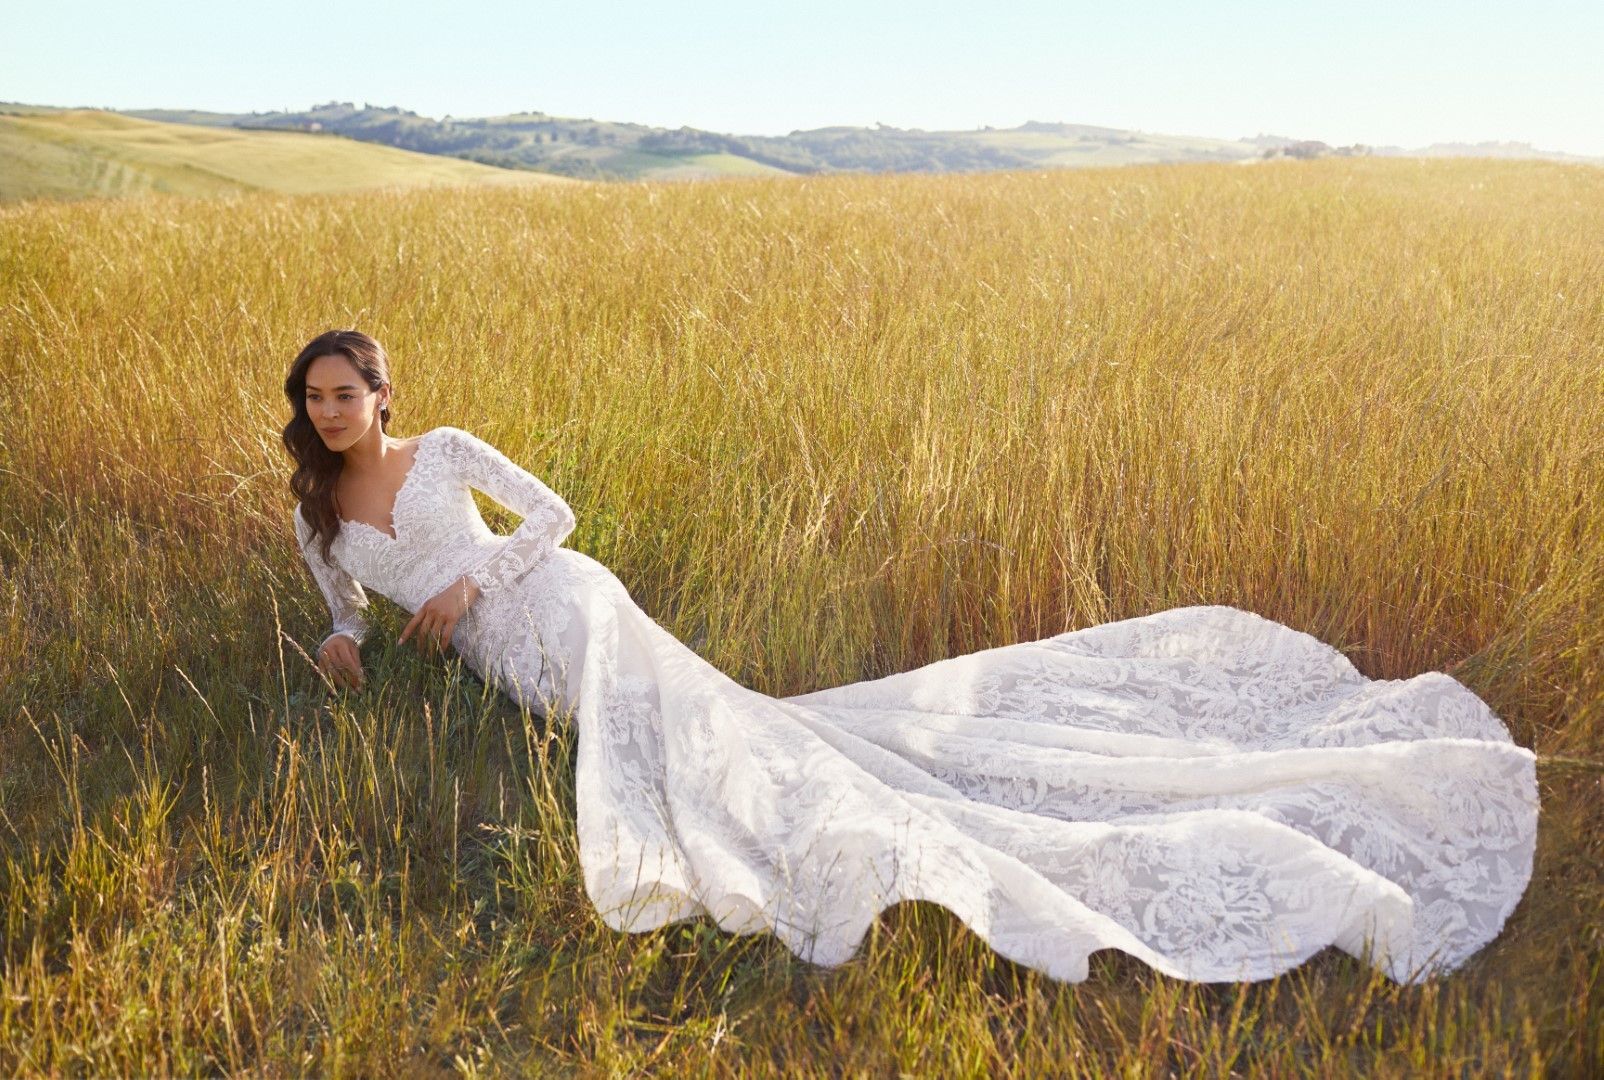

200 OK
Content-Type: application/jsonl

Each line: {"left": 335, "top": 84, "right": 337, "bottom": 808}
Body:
{"left": 1, "top": 156, "right": 1601, "bottom": 1075}
{"left": 0, "top": 106, "right": 578, "bottom": 203}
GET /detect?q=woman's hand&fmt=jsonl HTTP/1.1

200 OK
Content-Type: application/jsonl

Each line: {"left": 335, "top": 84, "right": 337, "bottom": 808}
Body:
{"left": 399, "top": 575, "right": 482, "bottom": 657}
{"left": 317, "top": 634, "right": 366, "bottom": 691}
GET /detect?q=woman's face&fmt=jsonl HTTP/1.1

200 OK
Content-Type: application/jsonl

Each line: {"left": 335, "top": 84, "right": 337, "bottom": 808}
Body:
{"left": 304, "top": 353, "right": 387, "bottom": 452}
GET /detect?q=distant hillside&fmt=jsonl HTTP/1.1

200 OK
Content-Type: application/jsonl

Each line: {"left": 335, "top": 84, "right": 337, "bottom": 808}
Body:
{"left": 8, "top": 100, "right": 1598, "bottom": 198}
{"left": 1403, "top": 139, "right": 1602, "bottom": 161}
{"left": 117, "top": 102, "right": 1274, "bottom": 181}
{"left": 0, "top": 105, "right": 579, "bottom": 203}
{"left": 116, "top": 103, "right": 1603, "bottom": 181}
{"left": 1246, "top": 132, "right": 1601, "bottom": 164}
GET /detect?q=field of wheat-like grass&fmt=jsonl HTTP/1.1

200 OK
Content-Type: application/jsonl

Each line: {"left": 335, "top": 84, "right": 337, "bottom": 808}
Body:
{"left": 1, "top": 156, "right": 1601, "bottom": 1075}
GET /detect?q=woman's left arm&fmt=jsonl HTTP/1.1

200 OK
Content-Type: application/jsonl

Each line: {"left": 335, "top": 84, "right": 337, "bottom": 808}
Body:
{"left": 435, "top": 425, "right": 578, "bottom": 596}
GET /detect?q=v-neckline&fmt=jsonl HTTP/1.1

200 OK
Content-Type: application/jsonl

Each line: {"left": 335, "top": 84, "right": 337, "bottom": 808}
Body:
{"left": 337, "top": 428, "right": 437, "bottom": 544}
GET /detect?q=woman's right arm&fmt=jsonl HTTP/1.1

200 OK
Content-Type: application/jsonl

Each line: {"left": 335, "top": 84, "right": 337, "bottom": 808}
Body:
{"left": 293, "top": 504, "right": 372, "bottom": 656}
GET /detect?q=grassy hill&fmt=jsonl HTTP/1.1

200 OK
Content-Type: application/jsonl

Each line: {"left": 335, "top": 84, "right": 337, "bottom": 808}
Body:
{"left": 0, "top": 105, "right": 579, "bottom": 203}
{"left": 1, "top": 157, "right": 1600, "bottom": 1073}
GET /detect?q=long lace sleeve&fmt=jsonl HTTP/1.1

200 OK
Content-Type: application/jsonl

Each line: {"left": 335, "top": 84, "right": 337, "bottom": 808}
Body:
{"left": 435, "top": 426, "right": 577, "bottom": 595}
{"left": 293, "top": 503, "right": 371, "bottom": 652}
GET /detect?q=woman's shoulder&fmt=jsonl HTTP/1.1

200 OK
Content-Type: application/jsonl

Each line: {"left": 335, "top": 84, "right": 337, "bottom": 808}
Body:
{"left": 290, "top": 502, "right": 317, "bottom": 552}
{"left": 423, "top": 424, "right": 475, "bottom": 445}
{"left": 424, "top": 425, "right": 501, "bottom": 456}
{"left": 291, "top": 501, "right": 324, "bottom": 540}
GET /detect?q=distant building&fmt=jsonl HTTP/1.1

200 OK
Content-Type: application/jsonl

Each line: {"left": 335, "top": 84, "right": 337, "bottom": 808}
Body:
{"left": 1261, "top": 140, "right": 1373, "bottom": 160}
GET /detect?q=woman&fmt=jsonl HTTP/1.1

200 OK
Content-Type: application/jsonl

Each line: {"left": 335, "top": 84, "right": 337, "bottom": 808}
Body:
{"left": 286, "top": 329, "right": 1538, "bottom": 985}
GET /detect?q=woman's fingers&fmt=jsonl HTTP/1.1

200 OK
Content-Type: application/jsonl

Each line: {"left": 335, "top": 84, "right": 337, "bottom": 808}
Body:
{"left": 315, "top": 640, "right": 365, "bottom": 691}
{"left": 424, "top": 611, "right": 452, "bottom": 654}
{"left": 318, "top": 657, "right": 344, "bottom": 689}
{"left": 403, "top": 606, "right": 446, "bottom": 652}
{"left": 401, "top": 604, "right": 458, "bottom": 656}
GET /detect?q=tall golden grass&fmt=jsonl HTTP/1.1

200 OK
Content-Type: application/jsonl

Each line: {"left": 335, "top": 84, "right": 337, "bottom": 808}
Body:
{"left": 1, "top": 156, "right": 1600, "bottom": 1075}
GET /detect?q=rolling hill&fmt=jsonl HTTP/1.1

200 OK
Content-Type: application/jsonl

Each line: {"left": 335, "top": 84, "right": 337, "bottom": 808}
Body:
{"left": 0, "top": 105, "right": 579, "bottom": 203}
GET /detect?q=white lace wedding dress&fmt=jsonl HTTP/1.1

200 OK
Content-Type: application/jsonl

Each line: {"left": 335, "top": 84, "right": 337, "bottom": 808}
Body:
{"left": 294, "top": 425, "right": 1539, "bottom": 984}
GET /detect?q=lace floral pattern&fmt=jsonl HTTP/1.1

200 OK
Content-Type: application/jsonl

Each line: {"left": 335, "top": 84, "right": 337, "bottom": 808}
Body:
{"left": 293, "top": 503, "right": 371, "bottom": 653}
{"left": 293, "top": 431, "right": 1539, "bottom": 985}
{"left": 434, "top": 428, "right": 577, "bottom": 596}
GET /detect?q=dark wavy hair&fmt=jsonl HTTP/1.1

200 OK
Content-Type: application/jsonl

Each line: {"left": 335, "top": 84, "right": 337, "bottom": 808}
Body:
{"left": 282, "top": 329, "right": 393, "bottom": 564}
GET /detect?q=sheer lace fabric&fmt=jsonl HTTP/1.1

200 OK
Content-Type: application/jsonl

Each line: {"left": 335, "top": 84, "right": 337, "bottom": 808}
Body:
{"left": 293, "top": 426, "right": 1538, "bottom": 984}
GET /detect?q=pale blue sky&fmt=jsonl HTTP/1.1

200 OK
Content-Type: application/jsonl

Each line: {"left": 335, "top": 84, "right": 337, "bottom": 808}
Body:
{"left": 5, "top": 1, "right": 1601, "bottom": 156}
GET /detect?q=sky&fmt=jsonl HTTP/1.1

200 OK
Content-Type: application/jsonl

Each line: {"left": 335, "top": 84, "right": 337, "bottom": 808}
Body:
{"left": 5, "top": 0, "right": 1601, "bottom": 157}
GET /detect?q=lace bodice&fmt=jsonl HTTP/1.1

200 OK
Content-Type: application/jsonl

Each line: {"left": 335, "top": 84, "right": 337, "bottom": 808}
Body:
{"left": 293, "top": 426, "right": 576, "bottom": 657}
